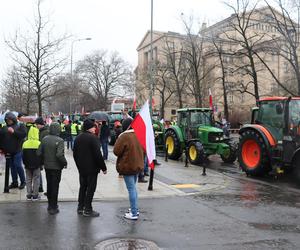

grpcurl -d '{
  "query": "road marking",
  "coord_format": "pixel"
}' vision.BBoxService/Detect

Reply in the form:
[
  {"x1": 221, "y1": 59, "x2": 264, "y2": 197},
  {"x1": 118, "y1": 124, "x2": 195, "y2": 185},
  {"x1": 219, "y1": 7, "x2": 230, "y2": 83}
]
[{"x1": 171, "y1": 184, "x2": 200, "y2": 189}]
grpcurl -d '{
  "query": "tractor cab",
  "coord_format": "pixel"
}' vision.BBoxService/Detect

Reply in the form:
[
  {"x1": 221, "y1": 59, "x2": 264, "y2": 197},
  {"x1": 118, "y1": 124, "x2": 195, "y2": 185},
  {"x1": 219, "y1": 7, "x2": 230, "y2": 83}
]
[{"x1": 177, "y1": 108, "x2": 217, "y2": 140}]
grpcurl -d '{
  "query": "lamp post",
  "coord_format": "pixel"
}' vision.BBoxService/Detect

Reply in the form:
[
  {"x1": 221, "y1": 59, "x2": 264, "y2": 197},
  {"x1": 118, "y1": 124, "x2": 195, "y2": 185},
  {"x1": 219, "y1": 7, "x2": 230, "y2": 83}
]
[
  {"x1": 69, "y1": 38, "x2": 91, "y2": 113},
  {"x1": 70, "y1": 37, "x2": 92, "y2": 77}
]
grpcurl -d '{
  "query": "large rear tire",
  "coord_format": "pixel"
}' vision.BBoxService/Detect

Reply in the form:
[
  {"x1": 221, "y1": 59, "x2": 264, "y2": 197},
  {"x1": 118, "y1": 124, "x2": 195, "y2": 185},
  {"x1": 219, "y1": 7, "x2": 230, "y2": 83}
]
[
  {"x1": 187, "y1": 141, "x2": 204, "y2": 165},
  {"x1": 165, "y1": 130, "x2": 182, "y2": 160},
  {"x1": 238, "y1": 130, "x2": 270, "y2": 176},
  {"x1": 221, "y1": 140, "x2": 237, "y2": 163}
]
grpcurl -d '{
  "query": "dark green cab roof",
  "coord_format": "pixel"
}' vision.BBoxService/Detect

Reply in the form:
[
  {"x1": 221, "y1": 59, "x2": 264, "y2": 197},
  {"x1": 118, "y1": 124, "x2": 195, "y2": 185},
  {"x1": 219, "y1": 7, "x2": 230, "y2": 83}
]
[{"x1": 177, "y1": 108, "x2": 212, "y2": 112}]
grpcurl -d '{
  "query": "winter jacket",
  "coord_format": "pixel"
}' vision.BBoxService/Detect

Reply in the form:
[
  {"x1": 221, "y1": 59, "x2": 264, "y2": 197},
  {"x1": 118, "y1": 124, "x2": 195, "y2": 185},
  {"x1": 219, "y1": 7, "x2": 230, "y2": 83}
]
[
  {"x1": 0, "y1": 112, "x2": 26, "y2": 154},
  {"x1": 113, "y1": 129, "x2": 144, "y2": 175},
  {"x1": 22, "y1": 126, "x2": 42, "y2": 169},
  {"x1": 73, "y1": 131, "x2": 107, "y2": 175},
  {"x1": 100, "y1": 123, "x2": 110, "y2": 142},
  {"x1": 37, "y1": 123, "x2": 67, "y2": 170}
]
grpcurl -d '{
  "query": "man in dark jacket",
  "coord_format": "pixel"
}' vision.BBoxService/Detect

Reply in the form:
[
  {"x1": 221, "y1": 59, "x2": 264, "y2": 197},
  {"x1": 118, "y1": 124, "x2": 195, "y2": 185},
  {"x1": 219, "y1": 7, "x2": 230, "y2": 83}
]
[
  {"x1": 35, "y1": 117, "x2": 49, "y2": 193},
  {"x1": 99, "y1": 120, "x2": 110, "y2": 160},
  {"x1": 73, "y1": 119, "x2": 107, "y2": 217},
  {"x1": 0, "y1": 112, "x2": 26, "y2": 189},
  {"x1": 37, "y1": 123, "x2": 67, "y2": 215}
]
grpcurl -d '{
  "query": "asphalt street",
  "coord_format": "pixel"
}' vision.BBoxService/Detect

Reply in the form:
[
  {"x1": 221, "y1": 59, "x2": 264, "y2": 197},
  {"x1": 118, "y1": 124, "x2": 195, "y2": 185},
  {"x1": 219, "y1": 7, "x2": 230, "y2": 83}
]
[{"x1": 0, "y1": 146, "x2": 299, "y2": 249}]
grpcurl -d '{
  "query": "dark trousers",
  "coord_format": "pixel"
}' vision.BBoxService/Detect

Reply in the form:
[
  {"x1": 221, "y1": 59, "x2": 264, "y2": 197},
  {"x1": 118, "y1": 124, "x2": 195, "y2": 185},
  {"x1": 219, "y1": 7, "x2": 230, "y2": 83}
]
[
  {"x1": 78, "y1": 173, "x2": 98, "y2": 211},
  {"x1": 100, "y1": 140, "x2": 108, "y2": 160},
  {"x1": 45, "y1": 169, "x2": 62, "y2": 209}
]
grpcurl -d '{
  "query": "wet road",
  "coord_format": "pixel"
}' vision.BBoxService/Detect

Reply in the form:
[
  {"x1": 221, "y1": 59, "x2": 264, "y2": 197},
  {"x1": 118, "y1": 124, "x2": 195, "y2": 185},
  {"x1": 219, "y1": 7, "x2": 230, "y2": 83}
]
[{"x1": 0, "y1": 154, "x2": 300, "y2": 249}]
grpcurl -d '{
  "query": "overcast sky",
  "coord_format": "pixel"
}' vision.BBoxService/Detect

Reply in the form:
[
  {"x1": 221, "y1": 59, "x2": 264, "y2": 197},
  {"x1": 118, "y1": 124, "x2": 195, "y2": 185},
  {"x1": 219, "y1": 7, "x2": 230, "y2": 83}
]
[{"x1": 0, "y1": 0, "x2": 235, "y2": 77}]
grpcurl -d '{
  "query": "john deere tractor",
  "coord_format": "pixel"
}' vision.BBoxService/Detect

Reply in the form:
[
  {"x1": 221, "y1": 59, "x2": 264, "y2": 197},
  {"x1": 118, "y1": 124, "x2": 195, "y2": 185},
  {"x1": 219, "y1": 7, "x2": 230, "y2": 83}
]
[
  {"x1": 165, "y1": 108, "x2": 237, "y2": 165},
  {"x1": 238, "y1": 97, "x2": 300, "y2": 179}
]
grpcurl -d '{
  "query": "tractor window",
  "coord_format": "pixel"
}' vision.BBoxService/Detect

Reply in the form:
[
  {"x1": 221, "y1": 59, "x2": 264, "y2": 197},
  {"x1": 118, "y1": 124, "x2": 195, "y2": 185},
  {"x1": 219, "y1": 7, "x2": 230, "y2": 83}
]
[
  {"x1": 190, "y1": 111, "x2": 211, "y2": 126},
  {"x1": 289, "y1": 100, "x2": 300, "y2": 136},
  {"x1": 258, "y1": 101, "x2": 285, "y2": 140},
  {"x1": 178, "y1": 112, "x2": 187, "y2": 126}
]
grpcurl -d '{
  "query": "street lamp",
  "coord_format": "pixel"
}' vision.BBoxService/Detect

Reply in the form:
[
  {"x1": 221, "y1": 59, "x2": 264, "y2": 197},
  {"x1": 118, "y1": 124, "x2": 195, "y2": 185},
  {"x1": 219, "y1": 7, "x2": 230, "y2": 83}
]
[{"x1": 70, "y1": 37, "x2": 92, "y2": 76}]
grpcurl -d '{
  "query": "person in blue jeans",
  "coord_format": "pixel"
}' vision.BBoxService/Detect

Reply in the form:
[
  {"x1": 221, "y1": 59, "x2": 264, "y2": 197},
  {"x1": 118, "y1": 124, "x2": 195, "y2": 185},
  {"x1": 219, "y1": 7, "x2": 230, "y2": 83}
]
[
  {"x1": 99, "y1": 121, "x2": 110, "y2": 160},
  {"x1": 113, "y1": 118, "x2": 144, "y2": 220},
  {"x1": 0, "y1": 112, "x2": 26, "y2": 189}
]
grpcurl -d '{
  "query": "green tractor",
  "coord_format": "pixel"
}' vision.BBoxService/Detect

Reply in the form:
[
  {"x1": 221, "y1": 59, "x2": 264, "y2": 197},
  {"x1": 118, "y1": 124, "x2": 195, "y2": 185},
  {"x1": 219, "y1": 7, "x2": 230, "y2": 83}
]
[
  {"x1": 165, "y1": 108, "x2": 237, "y2": 165},
  {"x1": 238, "y1": 97, "x2": 300, "y2": 178}
]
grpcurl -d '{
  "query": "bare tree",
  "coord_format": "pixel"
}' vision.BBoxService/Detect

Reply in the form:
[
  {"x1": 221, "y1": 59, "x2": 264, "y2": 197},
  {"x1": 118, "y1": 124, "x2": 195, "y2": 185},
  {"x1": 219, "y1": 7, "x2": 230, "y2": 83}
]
[
  {"x1": 76, "y1": 50, "x2": 133, "y2": 110},
  {"x1": 154, "y1": 62, "x2": 176, "y2": 119},
  {"x1": 5, "y1": 0, "x2": 69, "y2": 115},
  {"x1": 261, "y1": 0, "x2": 300, "y2": 95},
  {"x1": 223, "y1": 0, "x2": 265, "y2": 100},
  {"x1": 1, "y1": 66, "x2": 35, "y2": 114},
  {"x1": 181, "y1": 16, "x2": 215, "y2": 107}
]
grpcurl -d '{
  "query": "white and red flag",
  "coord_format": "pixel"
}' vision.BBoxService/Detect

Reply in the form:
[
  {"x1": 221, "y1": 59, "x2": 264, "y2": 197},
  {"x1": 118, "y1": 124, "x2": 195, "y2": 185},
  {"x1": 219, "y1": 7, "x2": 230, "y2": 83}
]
[
  {"x1": 131, "y1": 100, "x2": 156, "y2": 170},
  {"x1": 209, "y1": 88, "x2": 213, "y2": 110}
]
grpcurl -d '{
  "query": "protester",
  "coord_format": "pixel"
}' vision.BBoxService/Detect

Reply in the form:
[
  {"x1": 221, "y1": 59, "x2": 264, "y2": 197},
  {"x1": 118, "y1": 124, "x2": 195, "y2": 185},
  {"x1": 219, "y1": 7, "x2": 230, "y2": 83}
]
[
  {"x1": 22, "y1": 126, "x2": 42, "y2": 201},
  {"x1": 0, "y1": 112, "x2": 26, "y2": 189},
  {"x1": 73, "y1": 119, "x2": 107, "y2": 217},
  {"x1": 99, "y1": 120, "x2": 110, "y2": 160},
  {"x1": 114, "y1": 120, "x2": 123, "y2": 140},
  {"x1": 35, "y1": 117, "x2": 49, "y2": 193},
  {"x1": 37, "y1": 123, "x2": 67, "y2": 215},
  {"x1": 113, "y1": 117, "x2": 144, "y2": 220},
  {"x1": 65, "y1": 120, "x2": 72, "y2": 150}
]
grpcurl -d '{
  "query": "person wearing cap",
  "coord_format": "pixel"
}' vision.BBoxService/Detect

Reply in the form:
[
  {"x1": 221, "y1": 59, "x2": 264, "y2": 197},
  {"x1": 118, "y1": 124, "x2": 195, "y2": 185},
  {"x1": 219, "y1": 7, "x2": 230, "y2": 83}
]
[
  {"x1": 0, "y1": 112, "x2": 27, "y2": 189},
  {"x1": 113, "y1": 117, "x2": 144, "y2": 220},
  {"x1": 73, "y1": 119, "x2": 107, "y2": 217},
  {"x1": 35, "y1": 117, "x2": 49, "y2": 193}
]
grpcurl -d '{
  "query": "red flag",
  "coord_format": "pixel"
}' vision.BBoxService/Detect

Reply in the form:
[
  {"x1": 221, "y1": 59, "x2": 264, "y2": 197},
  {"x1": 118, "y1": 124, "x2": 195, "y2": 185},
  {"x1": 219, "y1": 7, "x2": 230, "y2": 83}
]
[
  {"x1": 209, "y1": 88, "x2": 213, "y2": 110},
  {"x1": 131, "y1": 100, "x2": 156, "y2": 170}
]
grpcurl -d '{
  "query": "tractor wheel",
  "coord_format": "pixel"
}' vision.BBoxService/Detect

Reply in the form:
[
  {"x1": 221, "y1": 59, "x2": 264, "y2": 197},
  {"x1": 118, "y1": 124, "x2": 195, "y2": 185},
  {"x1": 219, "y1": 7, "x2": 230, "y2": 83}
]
[
  {"x1": 165, "y1": 130, "x2": 182, "y2": 160},
  {"x1": 238, "y1": 130, "x2": 270, "y2": 176},
  {"x1": 187, "y1": 141, "x2": 204, "y2": 165},
  {"x1": 221, "y1": 140, "x2": 238, "y2": 163}
]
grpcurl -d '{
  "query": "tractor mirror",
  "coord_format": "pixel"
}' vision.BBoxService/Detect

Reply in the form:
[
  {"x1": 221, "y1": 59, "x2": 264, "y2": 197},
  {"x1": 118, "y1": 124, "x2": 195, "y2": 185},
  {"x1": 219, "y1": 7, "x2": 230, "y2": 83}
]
[{"x1": 275, "y1": 103, "x2": 283, "y2": 115}]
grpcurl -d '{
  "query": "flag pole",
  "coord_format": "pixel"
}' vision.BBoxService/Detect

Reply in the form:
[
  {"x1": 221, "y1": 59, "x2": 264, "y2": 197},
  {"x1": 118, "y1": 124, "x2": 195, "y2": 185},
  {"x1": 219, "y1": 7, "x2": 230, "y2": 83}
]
[{"x1": 148, "y1": 0, "x2": 154, "y2": 191}]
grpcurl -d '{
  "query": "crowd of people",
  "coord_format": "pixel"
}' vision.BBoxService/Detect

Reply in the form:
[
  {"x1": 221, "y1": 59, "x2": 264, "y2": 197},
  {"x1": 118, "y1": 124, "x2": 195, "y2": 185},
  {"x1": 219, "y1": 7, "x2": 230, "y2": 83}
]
[{"x1": 0, "y1": 110, "x2": 149, "y2": 220}]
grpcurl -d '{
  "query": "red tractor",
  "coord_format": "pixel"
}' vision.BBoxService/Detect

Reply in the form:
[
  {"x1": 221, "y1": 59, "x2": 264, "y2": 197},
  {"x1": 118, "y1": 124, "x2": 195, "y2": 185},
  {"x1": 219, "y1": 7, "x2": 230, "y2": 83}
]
[{"x1": 238, "y1": 97, "x2": 300, "y2": 179}]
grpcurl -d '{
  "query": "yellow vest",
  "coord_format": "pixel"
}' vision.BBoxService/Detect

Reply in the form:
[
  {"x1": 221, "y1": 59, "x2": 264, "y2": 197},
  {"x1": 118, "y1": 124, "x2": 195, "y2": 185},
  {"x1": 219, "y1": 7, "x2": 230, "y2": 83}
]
[{"x1": 71, "y1": 124, "x2": 77, "y2": 135}]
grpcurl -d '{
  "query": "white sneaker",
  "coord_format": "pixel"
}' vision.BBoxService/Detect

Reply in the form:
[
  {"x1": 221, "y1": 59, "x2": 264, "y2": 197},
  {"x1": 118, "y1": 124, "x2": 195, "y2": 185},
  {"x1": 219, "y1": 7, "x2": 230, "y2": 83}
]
[
  {"x1": 128, "y1": 208, "x2": 140, "y2": 215},
  {"x1": 124, "y1": 212, "x2": 138, "y2": 220}
]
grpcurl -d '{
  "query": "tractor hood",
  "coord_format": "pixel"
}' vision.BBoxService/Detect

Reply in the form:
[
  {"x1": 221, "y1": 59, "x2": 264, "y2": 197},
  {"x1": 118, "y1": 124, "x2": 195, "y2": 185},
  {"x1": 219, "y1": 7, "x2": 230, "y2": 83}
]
[{"x1": 198, "y1": 125, "x2": 223, "y2": 133}]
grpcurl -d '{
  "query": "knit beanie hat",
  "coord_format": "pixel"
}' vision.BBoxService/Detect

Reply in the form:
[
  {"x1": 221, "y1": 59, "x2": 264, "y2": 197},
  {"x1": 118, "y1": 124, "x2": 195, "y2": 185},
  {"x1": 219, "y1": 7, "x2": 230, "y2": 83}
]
[
  {"x1": 83, "y1": 119, "x2": 95, "y2": 131},
  {"x1": 122, "y1": 117, "x2": 133, "y2": 131},
  {"x1": 35, "y1": 117, "x2": 45, "y2": 125}
]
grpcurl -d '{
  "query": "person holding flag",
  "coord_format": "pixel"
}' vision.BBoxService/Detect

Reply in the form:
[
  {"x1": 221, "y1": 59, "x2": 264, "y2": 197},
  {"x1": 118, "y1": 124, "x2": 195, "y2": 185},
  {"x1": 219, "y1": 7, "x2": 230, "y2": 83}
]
[{"x1": 113, "y1": 117, "x2": 144, "y2": 220}]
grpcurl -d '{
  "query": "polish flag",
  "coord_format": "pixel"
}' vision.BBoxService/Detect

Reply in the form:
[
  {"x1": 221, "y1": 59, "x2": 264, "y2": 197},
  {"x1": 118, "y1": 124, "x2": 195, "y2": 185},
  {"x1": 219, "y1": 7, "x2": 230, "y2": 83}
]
[
  {"x1": 131, "y1": 100, "x2": 156, "y2": 170},
  {"x1": 209, "y1": 88, "x2": 213, "y2": 110}
]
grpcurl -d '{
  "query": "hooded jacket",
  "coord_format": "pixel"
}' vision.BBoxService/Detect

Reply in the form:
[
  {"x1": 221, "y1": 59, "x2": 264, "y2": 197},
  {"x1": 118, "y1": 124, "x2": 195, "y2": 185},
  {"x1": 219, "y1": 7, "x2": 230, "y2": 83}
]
[
  {"x1": 0, "y1": 112, "x2": 26, "y2": 154},
  {"x1": 22, "y1": 126, "x2": 42, "y2": 169},
  {"x1": 113, "y1": 129, "x2": 144, "y2": 175},
  {"x1": 37, "y1": 123, "x2": 67, "y2": 170}
]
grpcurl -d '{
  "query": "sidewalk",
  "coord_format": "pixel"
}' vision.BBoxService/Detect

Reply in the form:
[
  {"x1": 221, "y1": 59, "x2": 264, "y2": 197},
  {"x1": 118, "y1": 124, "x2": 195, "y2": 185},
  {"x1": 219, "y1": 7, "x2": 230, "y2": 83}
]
[{"x1": 0, "y1": 147, "x2": 231, "y2": 203}]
